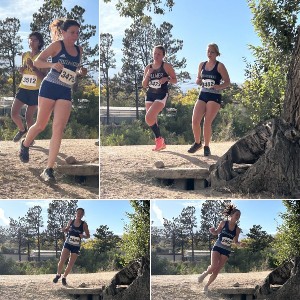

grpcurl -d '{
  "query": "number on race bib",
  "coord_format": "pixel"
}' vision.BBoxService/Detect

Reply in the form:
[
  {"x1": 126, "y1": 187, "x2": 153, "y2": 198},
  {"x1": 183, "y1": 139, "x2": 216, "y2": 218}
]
[
  {"x1": 221, "y1": 237, "x2": 233, "y2": 247},
  {"x1": 149, "y1": 79, "x2": 161, "y2": 89},
  {"x1": 58, "y1": 68, "x2": 77, "y2": 85},
  {"x1": 202, "y1": 79, "x2": 215, "y2": 89},
  {"x1": 22, "y1": 74, "x2": 37, "y2": 87},
  {"x1": 68, "y1": 236, "x2": 80, "y2": 246}
]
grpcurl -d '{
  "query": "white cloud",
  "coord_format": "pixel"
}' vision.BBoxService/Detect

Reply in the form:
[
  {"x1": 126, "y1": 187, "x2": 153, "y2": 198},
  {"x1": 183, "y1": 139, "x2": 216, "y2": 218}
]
[
  {"x1": 25, "y1": 200, "x2": 51, "y2": 209},
  {"x1": 152, "y1": 200, "x2": 164, "y2": 225},
  {"x1": 0, "y1": 208, "x2": 10, "y2": 226},
  {"x1": 0, "y1": 0, "x2": 41, "y2": 22},
  {"x1": 100, "y1": 0, "x2": 132, "y2": 36}
]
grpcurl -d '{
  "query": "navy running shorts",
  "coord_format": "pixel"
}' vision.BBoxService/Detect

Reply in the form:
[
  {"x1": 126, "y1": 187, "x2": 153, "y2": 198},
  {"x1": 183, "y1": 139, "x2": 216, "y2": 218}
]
[
  {"x1": 198, "y1": 91, "x2": 221, "y2": 104},
  {"x1": 145, "y1": 92, "x2": 168, "y2": 105},
  {"x1": 63, "y1": 242, "x2": 80, "y2": 254},
  {"x1": 212, "y1": 245, "x2": 231, "y2": 257},
  {"x1": 39, "y1": 80, "x2": 72, "y2": 101},
  {"x1": 15, "y1": 88, "x2": 39, "y2": 106}
]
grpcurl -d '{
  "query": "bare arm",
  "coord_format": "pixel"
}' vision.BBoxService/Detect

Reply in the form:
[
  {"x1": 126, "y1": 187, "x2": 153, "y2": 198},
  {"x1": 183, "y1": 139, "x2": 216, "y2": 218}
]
[
  {"x1": 161, "y1": 62, "x2": 177, "y2": 85},
  {"x1": 142, "y1": 64, "x2": 153, "y2": 89},
  {"x1": 62, "y1": 220, "x2": 72, "y2": 233},
  {"x1": 33, "y1": 41, "x2": 64, "y2": 72},
  {"x1": 80, "y1": 222, "x2": 90, "y2": 239},
  {"x1": 214, "y1": 62, "x2": 230, "y2": 90},
  {"x1": 209, "y1": 220, "x2": 225, "y2": 235},
  {"x1": 196, "y1": 62, "x2": 204, "y2": 85}
]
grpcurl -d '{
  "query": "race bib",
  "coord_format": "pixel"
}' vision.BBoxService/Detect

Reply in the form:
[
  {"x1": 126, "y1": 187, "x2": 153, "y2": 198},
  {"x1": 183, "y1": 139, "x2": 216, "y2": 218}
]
[
  {"x1": 68, "y1": 236, "x2": 80, "y2": 246},
  {"x1": 22, "y1": 74, "x2": 37, "y2": 87},
  {"x1": 149, "y1": 79, "x2": 161, "y2": 89},
  {"x1": 58, "y1": 68, "x2": 77, "y2": 85},
  {"x1": 202, "y1": 79, "x2": 215, "y2": 89},
  {"x1": 221, "y1": 237, "x2": 233, "y2": 247}
]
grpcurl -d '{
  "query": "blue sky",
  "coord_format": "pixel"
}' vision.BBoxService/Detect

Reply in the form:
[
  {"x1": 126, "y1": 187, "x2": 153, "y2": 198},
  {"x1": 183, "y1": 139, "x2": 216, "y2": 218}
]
[
  {"x1": 100, "y1": 0, "x2": 261, "y2": 84},
  {"x1": 0, "y1": 0, "x2": 99, "y2": 65},
  {"x1": 0, "y1": 200, "x2": 133, "y2": 236},
  {"x1": 151, "y1": 200, "x2": 286, "y2": 236}
]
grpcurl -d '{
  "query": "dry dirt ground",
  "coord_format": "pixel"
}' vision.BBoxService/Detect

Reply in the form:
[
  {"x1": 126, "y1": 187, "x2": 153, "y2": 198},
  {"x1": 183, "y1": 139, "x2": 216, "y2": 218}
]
[
  {"x1": 0, "y1": 272, "x2": 116, "y2": 300},
  {"x1": 100, "y1": 143, "x2": 278, "y2": 199},
  {"x1": 151, "y1": 272, "x2": 270, "y2": 300},
  {"x1": 0, "y1": 139, "x2": 99, "y2": 199}
]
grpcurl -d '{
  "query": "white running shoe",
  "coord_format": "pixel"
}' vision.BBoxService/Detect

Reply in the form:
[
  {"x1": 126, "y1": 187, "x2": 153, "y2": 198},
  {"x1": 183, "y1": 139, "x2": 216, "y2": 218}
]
[{"x1": 198, "y1": 272, "x2": 207, "y2": 284}]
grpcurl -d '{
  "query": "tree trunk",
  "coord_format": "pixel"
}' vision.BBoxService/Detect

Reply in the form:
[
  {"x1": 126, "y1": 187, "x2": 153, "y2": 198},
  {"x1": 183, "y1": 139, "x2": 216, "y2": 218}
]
[
  {"x1": 254, "y1": 257, "x2": 300, "y2": 300},
  {"x1": 208, "y1": 26, "x2": 300, "y2": 198}
]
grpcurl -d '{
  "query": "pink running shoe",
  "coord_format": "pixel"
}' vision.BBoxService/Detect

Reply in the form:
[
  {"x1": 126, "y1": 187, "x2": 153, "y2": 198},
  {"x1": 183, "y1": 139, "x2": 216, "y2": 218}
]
[{"x1": 152, "y1": 137, "x2": 166, "y2": 151}]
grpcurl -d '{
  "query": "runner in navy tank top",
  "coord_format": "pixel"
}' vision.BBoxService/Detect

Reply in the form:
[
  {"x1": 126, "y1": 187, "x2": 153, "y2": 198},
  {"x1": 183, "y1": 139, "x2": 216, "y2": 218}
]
[
  {"x1": 142, "y1": 45, "x2": 177, "y2": 151},
  {"x1": 53, "y1": 208, "x2": 90, "y2": 286},
  {"x1": 19, "y1": 19, "x2": 87, "y2": 182},
  {"x1": 188, "y1": 43, "x2": 230, "y2": 156},
  {"x1": 198, "y1": 204, "x2": 244, "y2": 293}
]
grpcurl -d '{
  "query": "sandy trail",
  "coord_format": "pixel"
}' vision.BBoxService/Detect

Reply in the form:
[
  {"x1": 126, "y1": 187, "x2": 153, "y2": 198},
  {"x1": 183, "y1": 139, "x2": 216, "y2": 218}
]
[{"x1": 0, "y1": 272, "x2": 116, "y2": 300}]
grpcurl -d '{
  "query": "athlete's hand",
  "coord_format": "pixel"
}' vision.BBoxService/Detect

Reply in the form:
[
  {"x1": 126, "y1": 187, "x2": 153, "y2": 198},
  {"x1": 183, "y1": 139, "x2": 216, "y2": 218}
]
[
  {"x1": 78, "y1": 67, "x2": 87, "y2": 76},
  {"x1": 52, "y1": 62, "x2": 64, "y2": 72},
  {"x1": 209, "y1": 227, "x2": 216, "y2": 234},
  {"x1": 159, "y1": 77, "x2": 169, "y2": 85},
  {"x1": 196, "y1": 77, "x2": 202, "y2": 85},
  {"x1": 27, "y1": 58, "x2": 34, "y2": 70}
]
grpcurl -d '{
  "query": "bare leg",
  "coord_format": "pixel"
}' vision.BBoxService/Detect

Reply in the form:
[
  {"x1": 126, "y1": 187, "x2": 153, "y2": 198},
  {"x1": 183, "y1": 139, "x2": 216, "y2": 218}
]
[
  {"x1": 145, "y1": 101, "x2": 164, "y2": 127},
  {"x1": 63, "y1": 253, "x2": 78, "y2": 277},
  {"x1": 203, "y1": 101, "x2": 220, "y2": 146},
  {"x1": 204, "y1": 254, "x2": 228, "y2": 290},
  {"x1": 23, "y1": 97, "x2": 54, "y2": 147},
  {"x1": 191, "y1": 100, "x2": 206, "y2": 143},
  {"x1": 47, "y1": 100, "x2": 72, "y2": 168},
  {"x1": 25, "y1": 105, "x2": 37, "y2": 129},
  {"x1": 57, "y1": 248, "x2": 71, "y2": 275},
  {"x1": 11, "y1": 99, "x2": 26, "y2": 131}
]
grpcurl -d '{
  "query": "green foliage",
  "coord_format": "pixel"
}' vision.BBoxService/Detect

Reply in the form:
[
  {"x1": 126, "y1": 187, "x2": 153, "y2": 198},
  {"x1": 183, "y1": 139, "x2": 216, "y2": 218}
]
[
  {"x1": 103, "y1": 0, "x2": 175, "y2": 18},
  {"x1": 100, "y1": 120, "x2": 153, "y2": 146},
  {"x1": 119, "y1": 200, "x2": 150, "y2": 265},
  {"x1": 271, "y1": 200, "x2": 300, "y2": 265},
  {"x1": 246, "y1": 224, "x2": 274, "y2": 252},
  {"x1": 0, "y1": 254, "x2": 21, "y2": 275}
]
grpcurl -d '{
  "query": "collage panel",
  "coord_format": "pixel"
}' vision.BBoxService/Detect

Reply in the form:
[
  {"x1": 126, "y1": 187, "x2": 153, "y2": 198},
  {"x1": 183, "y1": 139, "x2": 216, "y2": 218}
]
[
  {"x1": 0, "y1": 199, "x2": 150, "y2": 300},
  {"x1": 151, "y1": 199, "x2": 300, "y2": 300},
  {"x1": 0, "y1": 0, "x2": 99, "y2": 199}
]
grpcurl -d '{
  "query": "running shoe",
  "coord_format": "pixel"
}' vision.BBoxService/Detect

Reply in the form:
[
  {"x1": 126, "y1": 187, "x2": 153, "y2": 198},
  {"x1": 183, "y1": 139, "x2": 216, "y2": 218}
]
[
  {"x1": 40, "y1": 168, "x2": 56, "y2": 182},
  {"x1": 13, "y1": 127, "x2": 27, "y2": 142},
  {"x1": 198, "y1": 272, "x2": 207, "y2": 284},
  {"x1": 62, "y1": 277, "x2": 67, "y2": 286},
  {"x1": 204, "y1": 146, "x2": 211, "y2": 156},
  {"x1": 152, "y1": 137, "x2": 166, "y2": 151},
  {"x1": 203, "y1": 285, "x2": 208, "y2": 294},
  {"x1": 188, "y1": 142, "x2": 202, "y2": 153},
  {"x1": 53, "y1": 274, "x2": 61, "y2": 283},
  {"x1": 19, "y1": 139, "x2": 29, "y2": 163}
]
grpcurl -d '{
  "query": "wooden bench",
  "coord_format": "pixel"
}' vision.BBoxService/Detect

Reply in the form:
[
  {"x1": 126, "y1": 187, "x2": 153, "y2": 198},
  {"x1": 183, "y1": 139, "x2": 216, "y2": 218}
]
[
  {"x1": 66, "y1": 287, "x2": 102, "y2": 300},
  {"x1": 146, "y1": 167, "x2": 209, "y2": 190}
]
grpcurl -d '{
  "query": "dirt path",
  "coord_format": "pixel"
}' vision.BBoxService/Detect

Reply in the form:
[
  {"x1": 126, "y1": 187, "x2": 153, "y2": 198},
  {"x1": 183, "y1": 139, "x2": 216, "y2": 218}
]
[
  {"x1": 151, "y1": 272, "x2": 270, "y2": 300},
  {"x1": 0, "y1": 139, "x2": 99, "y2": 199},
  {"x1": 0, "y1": 272, "x2": 116, "y2": 300},
  {"x1": 100, "y1": 143, "x2": 276, "y2": 199}
]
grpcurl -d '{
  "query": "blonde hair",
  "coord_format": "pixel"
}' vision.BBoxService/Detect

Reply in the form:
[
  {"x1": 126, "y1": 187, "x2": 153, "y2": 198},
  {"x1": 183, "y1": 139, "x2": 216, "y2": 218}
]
[
  {"x1": 49, "y1": 19, "x2": 80, "y2": 42},
  {"x1": 208, "y1": 43, "x2": 220, "y2": 56}
]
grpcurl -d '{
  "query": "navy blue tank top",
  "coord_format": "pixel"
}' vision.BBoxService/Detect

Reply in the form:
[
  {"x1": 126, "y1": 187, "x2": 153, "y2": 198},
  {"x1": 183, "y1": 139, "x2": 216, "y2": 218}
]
[
  {"x1": 147, "y1": 62, "x2": 169, "y2": 94},
  {"x1": 200, "y1": 61, "x2": 222, "y2": 94},
  {"x1": 65, "y1": 219, "x2": 84, "y2": 247},
  {"x1": 44, "y1": 40, "x2": 80, "y2": 88},
  {"x1": 214, "y1": 221, "x2": 237, "y2": 252}
]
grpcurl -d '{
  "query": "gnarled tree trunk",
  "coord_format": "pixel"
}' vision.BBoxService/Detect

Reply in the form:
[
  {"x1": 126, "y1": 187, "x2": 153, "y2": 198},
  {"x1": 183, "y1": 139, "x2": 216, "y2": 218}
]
[
  {"x1": 254, "y1": 257, "x2": 300, "y2": 300},
  {"x1": 208, "y1": 26, "x2": 300, "y2": 197}
]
